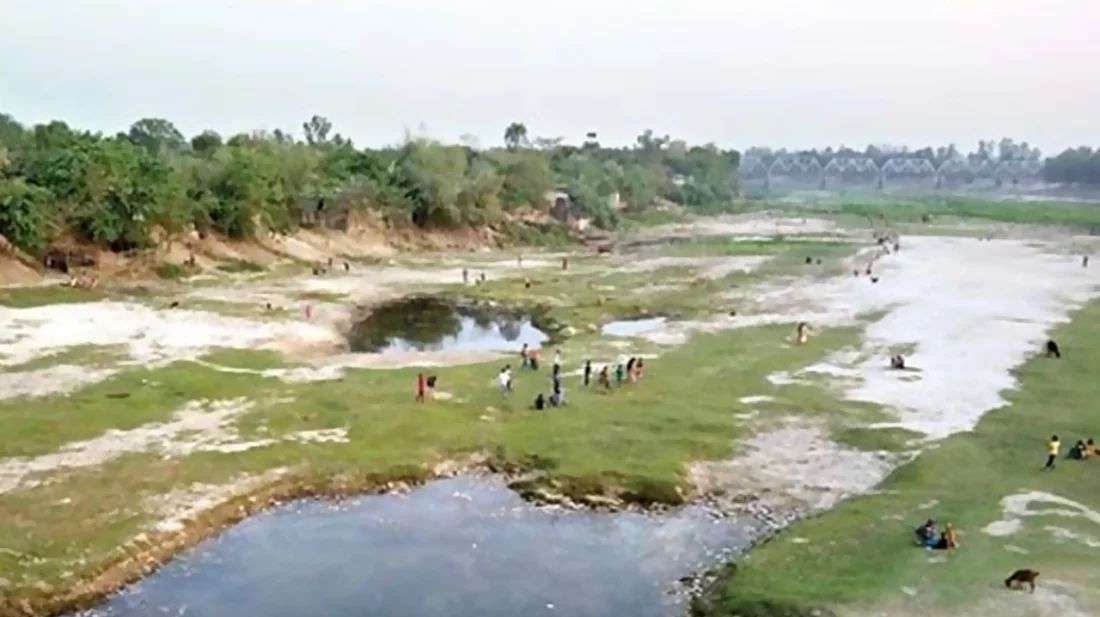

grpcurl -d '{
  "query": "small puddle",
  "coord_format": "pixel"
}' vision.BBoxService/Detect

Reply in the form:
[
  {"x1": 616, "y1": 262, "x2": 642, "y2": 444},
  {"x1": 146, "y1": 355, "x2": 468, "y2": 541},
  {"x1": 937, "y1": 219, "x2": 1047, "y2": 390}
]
[
  {"x1": 81, "y1": 477, "x2": 756, "y2": 617},
  {"x1": 348, "y1": 296, "x2": 548, "y2": 353},
  {"x1": 601, "y1": 317, "x2": 668, "y2": 337}
]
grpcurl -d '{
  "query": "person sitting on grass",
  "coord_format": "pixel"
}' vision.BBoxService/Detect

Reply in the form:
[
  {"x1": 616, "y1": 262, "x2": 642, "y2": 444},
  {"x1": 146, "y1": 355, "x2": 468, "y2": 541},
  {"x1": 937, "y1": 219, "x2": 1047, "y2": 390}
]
[
  {"x1": 935, "y1": 521, "x2": 959, "y2": 550},
  {"x1": 1069, "y1": 440, "x2": 1087, "y2": 460},
  {"x1": 914, "y1": 519, "x2": 936, "y2": 546},
  {"x1": 532, "y1": 393, "x2": 546, "y2": 410},
  {"x1": 1087, "y1": 438, "x2": 1097, "y2": 459}
]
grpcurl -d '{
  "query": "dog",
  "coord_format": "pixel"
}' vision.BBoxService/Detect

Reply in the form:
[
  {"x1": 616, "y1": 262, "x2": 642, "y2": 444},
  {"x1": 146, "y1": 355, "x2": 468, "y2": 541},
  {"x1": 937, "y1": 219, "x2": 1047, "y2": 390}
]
[
  {"x1": 1004, "y1": 569, "x2": 1039, "y2": 593},
  {"x1": 1045, "y1": 339, "x2": 1061, "y2": 359}
]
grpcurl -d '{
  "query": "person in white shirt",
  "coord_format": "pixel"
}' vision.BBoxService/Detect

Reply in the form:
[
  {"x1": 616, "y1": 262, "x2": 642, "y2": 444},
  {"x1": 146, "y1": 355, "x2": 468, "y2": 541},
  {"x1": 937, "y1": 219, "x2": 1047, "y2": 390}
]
[{"x1": 498, "y1": 365, "x2": 512, "y2": 394}]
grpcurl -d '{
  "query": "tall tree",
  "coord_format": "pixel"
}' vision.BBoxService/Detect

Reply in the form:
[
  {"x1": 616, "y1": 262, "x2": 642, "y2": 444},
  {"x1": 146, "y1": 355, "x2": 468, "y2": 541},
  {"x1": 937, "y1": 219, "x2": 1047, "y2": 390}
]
[{"x1": 503, "y1": 122, "x2": 528, "y2": 151}]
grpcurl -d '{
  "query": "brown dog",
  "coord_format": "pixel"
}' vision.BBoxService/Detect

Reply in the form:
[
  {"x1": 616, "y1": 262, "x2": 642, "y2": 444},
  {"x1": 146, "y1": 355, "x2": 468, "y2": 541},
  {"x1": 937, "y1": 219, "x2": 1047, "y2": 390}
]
[{"x1": 1004, "y1": 569, "x2": 1039, "y2": 593}]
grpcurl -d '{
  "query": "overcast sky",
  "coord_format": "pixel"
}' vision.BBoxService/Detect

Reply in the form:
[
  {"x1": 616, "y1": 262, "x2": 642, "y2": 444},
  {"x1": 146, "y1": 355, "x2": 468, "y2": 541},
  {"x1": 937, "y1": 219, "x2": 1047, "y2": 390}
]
[{"x1": 2, "y1": 0, "x2": 1098, "y2": 153}]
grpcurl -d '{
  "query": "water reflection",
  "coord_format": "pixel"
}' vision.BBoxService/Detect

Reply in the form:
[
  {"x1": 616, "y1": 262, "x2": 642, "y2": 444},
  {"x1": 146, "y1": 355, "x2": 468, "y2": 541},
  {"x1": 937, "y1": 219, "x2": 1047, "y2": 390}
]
[{"x1": 348, "y1": 297, "x2": 548, "y2": 353}]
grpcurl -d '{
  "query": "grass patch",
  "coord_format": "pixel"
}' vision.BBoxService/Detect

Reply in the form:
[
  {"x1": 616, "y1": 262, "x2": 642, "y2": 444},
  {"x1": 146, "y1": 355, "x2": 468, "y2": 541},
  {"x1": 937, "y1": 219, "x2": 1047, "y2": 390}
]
[
  {"x1": 658, "y1": 237, "x2": 856, "y2": 259},
  {"x1": 833, "y1": 426, "x2": 923, "y2": 453},
  {"x1": 200, "y1": 349, "x2": 300, "y2": 370},
  {"x1": 216, "y1": 259, "x2": 266, "y2": 274},
  {"x1": 292, "y1": 290, "x2": 348, "y2": 303},
  {"x1": 0, "y1": 285, "x2": 105, "y2": 308},
  {"x1": 1, "y1": 344, "x2": 127, "y2": 372},
  {"x1": 0, "y1": 317, "x2": 864, "y2": 592},
  {"x1": 154, "y1": 263, "x2": 188, "y2": 280},
  {"x1": 767, "y1": 195, "x2": 1100, "y2": 232},
  {"x1": 696, "y1": 298, "x2": 1100, "y2": 616}
]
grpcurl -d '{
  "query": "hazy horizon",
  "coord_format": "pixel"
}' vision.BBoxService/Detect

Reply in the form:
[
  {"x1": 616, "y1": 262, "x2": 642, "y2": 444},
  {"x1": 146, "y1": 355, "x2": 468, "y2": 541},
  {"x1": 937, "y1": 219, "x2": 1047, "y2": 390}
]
[{"x1": 2, "y1": 0, "x2": 1098, "y2": 154}]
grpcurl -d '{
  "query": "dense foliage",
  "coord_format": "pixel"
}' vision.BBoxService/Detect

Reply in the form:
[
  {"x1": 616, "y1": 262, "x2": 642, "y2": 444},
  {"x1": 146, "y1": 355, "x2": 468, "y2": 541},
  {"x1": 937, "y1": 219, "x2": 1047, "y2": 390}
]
[{"x1": 0, "y1": 113, "x2": 741, "y2": 255}]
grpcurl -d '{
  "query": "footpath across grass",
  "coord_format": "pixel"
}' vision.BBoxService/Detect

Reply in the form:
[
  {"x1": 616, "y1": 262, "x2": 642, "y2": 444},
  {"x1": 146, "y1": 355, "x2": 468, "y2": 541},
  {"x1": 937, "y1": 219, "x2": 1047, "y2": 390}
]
[{"x1": 697, "y1": 299, "x2": 1100, "y2": 616}]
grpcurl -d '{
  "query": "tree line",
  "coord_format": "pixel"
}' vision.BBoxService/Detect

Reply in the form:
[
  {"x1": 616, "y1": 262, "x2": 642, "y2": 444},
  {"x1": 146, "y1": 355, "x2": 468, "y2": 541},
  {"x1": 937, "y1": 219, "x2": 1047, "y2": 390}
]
[
  {"x1": 746, "y1": 139, "x2": 1100, "y2": 183},
  {"x1": 2, "y1": 111, "x2": 1099, "y2": 259},
  {"x1": 0, "y1": 113, "x2": 741, "y2": 256}
]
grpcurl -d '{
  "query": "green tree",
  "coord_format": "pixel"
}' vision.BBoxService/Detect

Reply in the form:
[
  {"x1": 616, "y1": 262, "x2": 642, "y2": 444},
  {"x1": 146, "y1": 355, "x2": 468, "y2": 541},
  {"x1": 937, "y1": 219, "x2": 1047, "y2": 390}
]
[
  {"x1": 127, "y1": 118, "x2": 186, "y2": 154},
  {"x1": 503, "y1": 122, "x2": 528, "y2": 151}
]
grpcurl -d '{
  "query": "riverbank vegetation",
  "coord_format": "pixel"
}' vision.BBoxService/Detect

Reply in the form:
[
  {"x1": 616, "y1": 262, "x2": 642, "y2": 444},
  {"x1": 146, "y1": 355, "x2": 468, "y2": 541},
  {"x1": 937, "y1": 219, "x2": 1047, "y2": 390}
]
[{"x1": 0, "y1": 113, "x2": 742, "y2": 258}]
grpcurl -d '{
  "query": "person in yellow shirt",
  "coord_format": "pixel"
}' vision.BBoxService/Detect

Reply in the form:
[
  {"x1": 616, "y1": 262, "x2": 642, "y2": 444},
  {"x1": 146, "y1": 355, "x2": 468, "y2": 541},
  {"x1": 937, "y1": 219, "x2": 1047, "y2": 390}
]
[
  {"x1": 1086, "y1": 438, "x2": 1097, "y2": 459},
  {"x1": 1044, "y1": 435, "x2": 1060, "y2": 470}
]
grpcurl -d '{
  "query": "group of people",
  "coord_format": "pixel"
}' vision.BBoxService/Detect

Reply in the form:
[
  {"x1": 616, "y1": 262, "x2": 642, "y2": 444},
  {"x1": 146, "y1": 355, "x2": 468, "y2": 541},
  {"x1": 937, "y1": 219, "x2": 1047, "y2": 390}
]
[
  {"x1": 462, "y1": 269, "x2": 488, "y2": 285},
  {"x1": 523, "y1": 348, "x2": 567, "y2": 409},
  {"x1": 1046, "y1": 434, "x2": 1098, "y2": 467},
  {"x1": 513, "y1": 344, "x2": 648, "y2": 409},
  {"x1": 913, "y1": 519, "x2": 959, "y2": 551}
]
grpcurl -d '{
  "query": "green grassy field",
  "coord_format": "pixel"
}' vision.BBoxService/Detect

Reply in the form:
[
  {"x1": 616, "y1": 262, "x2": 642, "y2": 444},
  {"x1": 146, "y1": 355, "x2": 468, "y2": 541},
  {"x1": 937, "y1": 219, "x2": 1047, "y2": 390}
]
[
  {"x1": 0, "y1": 323, "x2": 871, "y2": 591},
  {"x1": 696, "y1": 300, "x2": 1100, "y2": 617},
  {"x1": 757, "y1": 194, "x2": 1100, "y2": 232}
]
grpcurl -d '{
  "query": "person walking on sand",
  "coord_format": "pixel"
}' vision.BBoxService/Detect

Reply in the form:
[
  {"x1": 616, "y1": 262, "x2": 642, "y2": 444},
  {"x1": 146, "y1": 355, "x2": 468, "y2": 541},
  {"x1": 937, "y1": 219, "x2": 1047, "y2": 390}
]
[
  {"x1": 416, "y1": 373, "x2": 427, "y2": 403},
  {"x1": 583, "y1": 360, "x2": 592, "y2": 386},
  {"x1": 1044, "y1": 434, "x2": 1060, "y2": 470}
]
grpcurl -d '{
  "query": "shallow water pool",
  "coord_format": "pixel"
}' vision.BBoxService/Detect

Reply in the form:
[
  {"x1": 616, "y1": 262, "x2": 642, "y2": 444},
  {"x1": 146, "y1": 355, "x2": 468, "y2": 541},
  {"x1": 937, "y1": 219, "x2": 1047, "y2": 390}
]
[{"x1": 80, "y1": 477, "x2": 756, "y2": 617}]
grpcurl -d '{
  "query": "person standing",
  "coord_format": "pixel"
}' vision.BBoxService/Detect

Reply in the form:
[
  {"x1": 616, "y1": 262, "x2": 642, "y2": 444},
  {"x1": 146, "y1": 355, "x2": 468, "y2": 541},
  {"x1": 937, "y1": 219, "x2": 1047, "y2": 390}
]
[
  {"x1": 521, "y1": 343, "x2": 530, "y2": 369},
  {"x1": 463, "y1": 268, "x2": 469, "y2": 284},
  {"x1": 583, "y1": 360, "x2": 592, "y2": 386},
  {"x1": 416, "y1": 373, "x2": 426, "y2": 403},
  {"x1": 1044, "y1": 434, "x2": 1060, "y2": 470},
  {"x1": 553, "y1": 350, "x2": 562, "y2": 374},
  {"x1": 499, "y1": 365, "x2": 513, "y2": 395}
]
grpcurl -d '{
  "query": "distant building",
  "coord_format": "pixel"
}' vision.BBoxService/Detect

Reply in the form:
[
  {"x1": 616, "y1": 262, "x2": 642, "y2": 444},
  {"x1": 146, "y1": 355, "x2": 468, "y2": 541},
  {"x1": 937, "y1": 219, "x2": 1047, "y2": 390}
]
[{"x1": 543, "y1": 187, "x2": 572, "y2": 222}]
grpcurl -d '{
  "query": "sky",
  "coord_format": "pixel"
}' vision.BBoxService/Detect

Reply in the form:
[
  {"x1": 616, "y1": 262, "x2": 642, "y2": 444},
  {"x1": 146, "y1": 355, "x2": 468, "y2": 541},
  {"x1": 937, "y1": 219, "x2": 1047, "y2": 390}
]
[{"x1": 2, "y1": 0, "x2": 1098, "y2": 154}]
